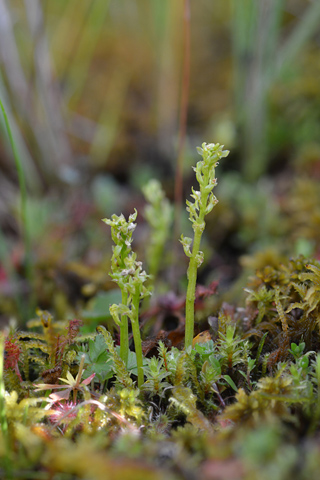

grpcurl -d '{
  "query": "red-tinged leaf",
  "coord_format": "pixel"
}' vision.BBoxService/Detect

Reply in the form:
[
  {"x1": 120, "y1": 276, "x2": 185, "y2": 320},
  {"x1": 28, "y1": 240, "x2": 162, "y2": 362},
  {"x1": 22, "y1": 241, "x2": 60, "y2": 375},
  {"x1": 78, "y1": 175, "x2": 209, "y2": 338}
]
[
  {"x1": 196, "y1": 281, "x2": 218, "y2": 300},
  {"x1": 81, "y1": 373, "x2": 96, "y2": 385}
]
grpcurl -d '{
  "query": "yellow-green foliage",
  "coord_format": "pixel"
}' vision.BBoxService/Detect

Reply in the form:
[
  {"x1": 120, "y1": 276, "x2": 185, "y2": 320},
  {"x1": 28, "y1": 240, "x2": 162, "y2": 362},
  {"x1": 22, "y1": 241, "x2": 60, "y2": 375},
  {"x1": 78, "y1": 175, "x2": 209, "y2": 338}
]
[
  {"x1": 170, "y1": 386, "x2": 212, "y2": 432},
  {"x1": 244, "y1": 255, "x2": 320, "y2": 367},
  {"x1": 3, "y1": 238, "x2": 320, "y2": 480},
  {"x1": 96, "y1": 325, "x2": 133, "y2": 388},
  {"x1": 5, "y1": 391, "x2": 51, "y2": 426}
]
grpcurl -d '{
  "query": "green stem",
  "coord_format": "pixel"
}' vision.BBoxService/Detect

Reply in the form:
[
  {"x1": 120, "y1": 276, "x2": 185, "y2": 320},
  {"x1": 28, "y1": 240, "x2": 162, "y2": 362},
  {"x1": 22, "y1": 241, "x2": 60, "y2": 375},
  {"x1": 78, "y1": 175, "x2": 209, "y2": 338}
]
[
  {"x1": 184, "y1": 182, "x2": 210, "y2": 350},
  {"x1": 0, "y1": 335, "x2": 12, "y2": 477},
  {"x1": 130, "y1": 291, "x2": 144, "y2": 389},
  {"x1": 184, "y1": 231, "x2": 203, "y2": 349},
  {"x1": 75, "y1": 354, "x2": 85, "y2": 384},
  {"x1": 119, "y1": 289, "x2": 129, "y2": 367}
]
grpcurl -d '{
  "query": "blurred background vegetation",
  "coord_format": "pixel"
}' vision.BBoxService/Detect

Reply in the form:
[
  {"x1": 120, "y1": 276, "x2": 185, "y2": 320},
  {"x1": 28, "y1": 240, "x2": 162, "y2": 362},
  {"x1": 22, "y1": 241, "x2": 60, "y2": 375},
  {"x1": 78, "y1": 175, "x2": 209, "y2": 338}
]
[{"x1": 1, "y1": 0, "x2": 320, "y2": 325}]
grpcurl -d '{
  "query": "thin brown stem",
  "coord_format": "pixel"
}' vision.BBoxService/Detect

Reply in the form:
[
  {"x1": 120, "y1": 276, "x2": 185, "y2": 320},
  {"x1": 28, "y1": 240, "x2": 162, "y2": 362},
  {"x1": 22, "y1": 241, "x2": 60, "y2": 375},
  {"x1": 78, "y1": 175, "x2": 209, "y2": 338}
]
[
  {"x1": 171, "y1": 0, "x2": 190, "y2": 289},
  {"x1": 174, "y1": 0, "x2": 190, "y2": 232}
]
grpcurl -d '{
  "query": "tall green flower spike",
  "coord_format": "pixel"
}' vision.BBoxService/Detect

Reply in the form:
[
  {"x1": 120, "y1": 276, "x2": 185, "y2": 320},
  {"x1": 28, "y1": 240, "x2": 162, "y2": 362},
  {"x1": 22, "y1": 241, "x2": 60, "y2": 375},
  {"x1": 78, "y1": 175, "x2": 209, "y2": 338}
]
[{"x1": 181, "y1": 143, "x2": 229, "y2": 350}]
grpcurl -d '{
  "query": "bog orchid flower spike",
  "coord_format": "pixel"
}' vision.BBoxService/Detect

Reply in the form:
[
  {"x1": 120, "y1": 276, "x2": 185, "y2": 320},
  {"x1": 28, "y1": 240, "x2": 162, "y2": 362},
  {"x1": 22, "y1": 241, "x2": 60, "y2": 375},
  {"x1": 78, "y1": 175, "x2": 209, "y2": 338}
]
[
  {"x1": 181, "y1": 143, "x2": 229, "y2": 350},
  {"x1": 102, "y1": 210, "x2": 138, "y2": 366},
  {"x1": 103, "y1": 211, "x2": 152, "y2": 388}
]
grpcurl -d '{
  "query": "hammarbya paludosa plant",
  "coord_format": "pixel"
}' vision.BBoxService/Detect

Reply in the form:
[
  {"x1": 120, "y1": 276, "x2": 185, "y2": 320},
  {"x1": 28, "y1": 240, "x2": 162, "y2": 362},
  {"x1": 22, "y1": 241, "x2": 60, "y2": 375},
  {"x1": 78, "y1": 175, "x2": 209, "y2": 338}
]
[
  {"x1": 103, "y1": 211, "x2": 152, "y2": 388},
  {"x1": 102, "y1": 211, "x2": 137, "y2": 366},
  {"x1": 181, "y1": 142, "x2": 229, "y2": 350},
  {"x1": 142, "y1": 179, "x2": 173, "y2": 279}
]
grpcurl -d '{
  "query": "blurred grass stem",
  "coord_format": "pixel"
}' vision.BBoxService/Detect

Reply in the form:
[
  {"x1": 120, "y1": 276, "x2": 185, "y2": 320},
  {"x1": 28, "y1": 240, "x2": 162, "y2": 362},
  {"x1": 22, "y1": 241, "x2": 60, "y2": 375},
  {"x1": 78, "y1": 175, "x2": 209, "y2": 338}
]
[
  {"x1": 25, "y1": 0, "x2": 73, "y2": 179},
  {"x1": 0, "y1": 98, "x2": 32, "y2": 314},
  {"x1": 232, "y1": 0, "x2": 320, "y2": 182},
  {"x1": 172, "y1": 0, "x2": 190, "y2": 289}
]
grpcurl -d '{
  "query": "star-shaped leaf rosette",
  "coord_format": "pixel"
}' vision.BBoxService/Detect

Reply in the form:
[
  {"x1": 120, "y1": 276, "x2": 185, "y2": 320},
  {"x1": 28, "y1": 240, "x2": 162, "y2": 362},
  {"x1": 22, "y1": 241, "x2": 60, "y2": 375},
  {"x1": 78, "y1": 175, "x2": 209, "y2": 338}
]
[{"x1": 34, "y1": 354, "x2": 95, "y2": 403}]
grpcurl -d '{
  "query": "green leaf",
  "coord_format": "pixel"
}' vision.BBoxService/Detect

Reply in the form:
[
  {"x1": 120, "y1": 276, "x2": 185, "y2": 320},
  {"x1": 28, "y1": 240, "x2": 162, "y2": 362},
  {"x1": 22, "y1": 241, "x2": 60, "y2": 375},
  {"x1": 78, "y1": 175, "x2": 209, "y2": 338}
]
[
  {"x1": 79, "y1": 334, "x2": 113, "y2": 383},
  {"x1": 223, "y1": 374, "x2": 238, "y2": 392},
  {"x1": 117, "y1": 348, "x2": 148, "y2": 377},
  {"x1": 83, "y1": 362, "x2": 113, "y2": 383},
  {"x1": 193, "y1": 340, "x2": 215, "y2": 361},
  {"x1": 89, "y1": 334, "x2": 109, "y2": 363},
  {"x1": 82, "y1": 290, "x2": 122, "y2": 322},
  {"x1": 208, "y1": 356, "x2": 222, "y2": 375}
]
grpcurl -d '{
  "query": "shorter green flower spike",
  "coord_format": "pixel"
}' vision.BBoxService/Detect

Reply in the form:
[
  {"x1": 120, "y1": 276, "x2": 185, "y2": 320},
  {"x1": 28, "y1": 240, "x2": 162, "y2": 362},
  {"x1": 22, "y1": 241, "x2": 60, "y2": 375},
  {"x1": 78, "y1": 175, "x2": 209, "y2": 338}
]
[
  {"x1": 102, "y1": 211, "x2": 138, "y2": 366},
  {"x1": 182, "y1": 143, "x2": 229, "y2": 350},
  {"x1": 104, "y1": 211, "x2": 152, "y2": 388}
]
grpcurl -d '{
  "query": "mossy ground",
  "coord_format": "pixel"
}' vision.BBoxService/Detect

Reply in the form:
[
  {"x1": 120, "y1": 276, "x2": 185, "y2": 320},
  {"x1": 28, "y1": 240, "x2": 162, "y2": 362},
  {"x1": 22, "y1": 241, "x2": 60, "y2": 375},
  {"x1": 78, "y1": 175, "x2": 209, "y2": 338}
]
[{"x1": 2, "y1": 249, "x2": 320, "y2": 480}]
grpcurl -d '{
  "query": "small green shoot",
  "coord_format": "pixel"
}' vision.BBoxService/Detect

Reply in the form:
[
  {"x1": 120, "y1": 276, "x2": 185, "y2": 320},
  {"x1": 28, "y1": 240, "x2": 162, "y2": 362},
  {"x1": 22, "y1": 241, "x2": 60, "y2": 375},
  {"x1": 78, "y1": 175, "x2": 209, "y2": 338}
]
[{"x1": 289, "y1": 342, "x2": 306, "y2": 361}]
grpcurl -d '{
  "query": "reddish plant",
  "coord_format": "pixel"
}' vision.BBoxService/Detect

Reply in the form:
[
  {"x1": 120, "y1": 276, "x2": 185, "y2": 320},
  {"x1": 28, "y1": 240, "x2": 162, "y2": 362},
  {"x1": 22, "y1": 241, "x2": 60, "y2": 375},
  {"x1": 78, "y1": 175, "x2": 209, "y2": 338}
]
[
  {"x1": 55, "y1": 318, "x2": 84, "y2": 364},
  {"x1": 66, "y1": 319, "x2": 83, "y2": 343},
  {"x1": 48, "y1": 401, "x2": 79, "y2": 433},
  {"x1": 4, "y1": 336, "x2": 23, "y2": 382}
]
